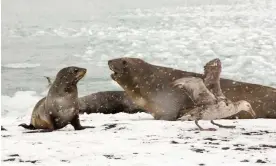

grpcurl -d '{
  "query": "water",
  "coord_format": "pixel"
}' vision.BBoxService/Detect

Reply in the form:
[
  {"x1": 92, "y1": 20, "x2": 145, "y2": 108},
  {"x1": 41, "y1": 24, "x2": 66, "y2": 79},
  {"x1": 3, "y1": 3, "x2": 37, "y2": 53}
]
[{"x1": 2, "y1": 0, "x2": 276, "y2": 117}]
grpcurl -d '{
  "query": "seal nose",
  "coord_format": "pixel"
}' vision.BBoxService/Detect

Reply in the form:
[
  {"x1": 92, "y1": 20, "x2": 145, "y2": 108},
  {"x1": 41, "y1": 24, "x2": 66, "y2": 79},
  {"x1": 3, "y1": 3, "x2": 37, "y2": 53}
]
[
  {"x1": 108, "y1": 59, "x2": 116, "y2": 71},
  {"x1": 76, "y1": 68, "x2": 87, "y2": 79},
  {"x1": 108, "y1": 59, "x2": 113, "y2": 66}
]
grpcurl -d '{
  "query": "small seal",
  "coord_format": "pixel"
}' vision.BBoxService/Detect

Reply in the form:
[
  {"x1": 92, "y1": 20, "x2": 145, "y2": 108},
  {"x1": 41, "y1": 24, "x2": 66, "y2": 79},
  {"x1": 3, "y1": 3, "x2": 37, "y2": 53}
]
[
  {"x1": 173, "y1": 58, "x2": 256, "y2": 131},
  {"x1": 44, "y1": 77, "x2": 146, "y2": 114},
  {"x1": 19, "y1": 66, "x2": 94, "y2": 132},
  {"x1": 108, "y1": 57, "x2": 276, "y2": 120}
]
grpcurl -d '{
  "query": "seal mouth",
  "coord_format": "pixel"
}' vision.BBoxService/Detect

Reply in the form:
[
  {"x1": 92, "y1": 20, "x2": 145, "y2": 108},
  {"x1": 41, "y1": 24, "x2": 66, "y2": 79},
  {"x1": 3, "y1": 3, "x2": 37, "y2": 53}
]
[{"x1": 108, "y1": 63, "x2": 121, "y2": 80}]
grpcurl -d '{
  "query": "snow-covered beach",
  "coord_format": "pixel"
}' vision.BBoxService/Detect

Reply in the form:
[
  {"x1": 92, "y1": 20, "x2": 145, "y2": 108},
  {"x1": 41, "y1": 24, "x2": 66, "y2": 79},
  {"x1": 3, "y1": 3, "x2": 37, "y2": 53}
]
[{"x1": 2, "y1": 113, "x2": 276, "y2": 165}]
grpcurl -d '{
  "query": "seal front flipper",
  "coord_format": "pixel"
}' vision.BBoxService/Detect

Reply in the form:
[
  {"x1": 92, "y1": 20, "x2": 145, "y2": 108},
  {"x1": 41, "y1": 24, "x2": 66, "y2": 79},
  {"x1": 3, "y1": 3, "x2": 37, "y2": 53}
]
[
  {"x1": 70, "y1": 115, "x2": 94, "y2": 130},
  {"x1": 18, "y1": 123, "x2": 36, "y2": 130}
]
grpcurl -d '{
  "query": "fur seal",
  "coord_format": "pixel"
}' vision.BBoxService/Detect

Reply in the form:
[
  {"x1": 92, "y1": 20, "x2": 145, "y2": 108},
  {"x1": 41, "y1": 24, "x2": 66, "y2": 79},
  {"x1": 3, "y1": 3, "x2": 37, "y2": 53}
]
[
  {"x1": 173, "y1": 59, "x2": 256, "y2": 131},
  {"x1": 108, "y1": 57, "x2": 276, "y2": 120},
  {"x1": 19, "y1": 66, "x2": 94, "y2": 132},
  {"x1": 44, "y1": 76, "x2": 146, "y2": 114}
]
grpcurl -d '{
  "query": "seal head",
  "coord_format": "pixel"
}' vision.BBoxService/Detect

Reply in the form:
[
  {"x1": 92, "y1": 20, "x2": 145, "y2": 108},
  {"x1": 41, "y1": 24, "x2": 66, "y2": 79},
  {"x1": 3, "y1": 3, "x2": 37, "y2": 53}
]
[{"x1": 108, "y1": 58, "x2": 150, "y2": 90}]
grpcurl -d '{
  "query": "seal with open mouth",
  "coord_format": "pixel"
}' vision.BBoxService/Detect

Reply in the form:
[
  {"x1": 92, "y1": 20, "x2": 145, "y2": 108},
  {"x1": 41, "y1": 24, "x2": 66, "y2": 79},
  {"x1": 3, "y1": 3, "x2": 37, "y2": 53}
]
[{"x1": 108, "y1": 57, "x2": 276, "y2": 120}]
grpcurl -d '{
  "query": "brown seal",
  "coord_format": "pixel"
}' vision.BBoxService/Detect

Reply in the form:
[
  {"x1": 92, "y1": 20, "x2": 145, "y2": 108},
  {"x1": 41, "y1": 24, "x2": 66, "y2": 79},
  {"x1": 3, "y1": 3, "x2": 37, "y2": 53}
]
[
  {"x1": 44, "y1": 76, "x2": 146, "y2": 114},
  {"x1": 108, "y1": 57, "x2": 276, "y2": 120},
  {"x1": 19, "y1": 66, "x2": 94, "y2": 132}
]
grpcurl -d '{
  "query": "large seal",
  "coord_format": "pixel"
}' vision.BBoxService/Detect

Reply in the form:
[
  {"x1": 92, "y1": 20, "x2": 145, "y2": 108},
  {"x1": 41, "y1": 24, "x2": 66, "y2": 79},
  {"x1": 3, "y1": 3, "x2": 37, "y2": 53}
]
[
  {"x1": 173, "y1": 58, "x2": 256, "y2": 131},
  {"x1": 108, "y1": 57, "x2": 276, "y2": 120},
  {"x1": 44, "y1": 77, "x2": 146, "y2": 114},
  {"x1": 19, "y1": 66, "x2": 94, "y2": 132}
]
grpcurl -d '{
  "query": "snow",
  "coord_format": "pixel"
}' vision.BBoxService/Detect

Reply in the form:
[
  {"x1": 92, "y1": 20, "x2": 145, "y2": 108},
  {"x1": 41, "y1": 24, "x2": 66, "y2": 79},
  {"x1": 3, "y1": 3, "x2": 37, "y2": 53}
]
[{"x1": 2, "y1": 113, "x2": 276, "y2": 166}]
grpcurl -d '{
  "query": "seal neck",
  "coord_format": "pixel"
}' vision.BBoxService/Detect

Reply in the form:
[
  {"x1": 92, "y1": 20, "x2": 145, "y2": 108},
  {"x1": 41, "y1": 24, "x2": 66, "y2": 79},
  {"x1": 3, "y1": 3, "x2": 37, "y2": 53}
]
[{"x1": 49, "y1": 79, "x2": 78, "y2": 97}]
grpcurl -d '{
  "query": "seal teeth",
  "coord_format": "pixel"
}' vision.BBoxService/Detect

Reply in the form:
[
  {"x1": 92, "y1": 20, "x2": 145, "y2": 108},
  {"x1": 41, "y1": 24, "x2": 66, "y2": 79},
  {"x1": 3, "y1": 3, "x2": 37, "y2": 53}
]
[{"x1": 109, "y1": 64, "x2": 116, "y2": 72}]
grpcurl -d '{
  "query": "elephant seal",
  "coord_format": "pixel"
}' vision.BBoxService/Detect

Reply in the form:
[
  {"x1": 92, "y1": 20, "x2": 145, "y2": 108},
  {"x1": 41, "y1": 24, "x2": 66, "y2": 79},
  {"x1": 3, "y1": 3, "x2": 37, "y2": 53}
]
[
  {"x1": 108, "y1": 57, "x2": 276, "y2": 120},
  {"x1": 19, "y1": 66, "x2": 94, "y2": 132},
  {"x1": 173, "y1": 58, "x2": 255, "y2": 131},
  {"x1": 44, "y1": 77, "x2": 146, "y2": 114}
]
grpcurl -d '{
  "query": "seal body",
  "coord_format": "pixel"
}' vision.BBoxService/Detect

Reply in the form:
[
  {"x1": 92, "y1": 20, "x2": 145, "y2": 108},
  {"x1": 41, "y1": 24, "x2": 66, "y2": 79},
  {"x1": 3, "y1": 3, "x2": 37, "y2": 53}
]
[
  {"x1": 19, "y1": 66, "x2": 90, "y2": 131},
  {"x1": 108, "y1": 57, "x2": 276, "y2": 120},
  {"x1": 78, "y1": 91, "x2": 146, "y2": 114}
]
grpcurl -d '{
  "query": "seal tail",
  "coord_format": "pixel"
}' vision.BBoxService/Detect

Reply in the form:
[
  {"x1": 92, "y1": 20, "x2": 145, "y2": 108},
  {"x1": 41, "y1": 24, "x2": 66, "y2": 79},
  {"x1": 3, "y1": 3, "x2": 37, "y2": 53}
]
[{"x1": 18, "y1": 123, "x2": 36, "y2": 130}]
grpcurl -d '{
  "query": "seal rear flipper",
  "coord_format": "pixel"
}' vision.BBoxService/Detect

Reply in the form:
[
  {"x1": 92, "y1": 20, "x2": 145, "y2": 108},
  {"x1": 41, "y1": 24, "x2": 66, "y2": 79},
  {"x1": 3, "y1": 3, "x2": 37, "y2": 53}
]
[
  {"x1": 23, "y1": 129, "x2": 54, "y2": 133},
  {"x1": 18, "y1": 123, "x2": 36, "y2": 130}
]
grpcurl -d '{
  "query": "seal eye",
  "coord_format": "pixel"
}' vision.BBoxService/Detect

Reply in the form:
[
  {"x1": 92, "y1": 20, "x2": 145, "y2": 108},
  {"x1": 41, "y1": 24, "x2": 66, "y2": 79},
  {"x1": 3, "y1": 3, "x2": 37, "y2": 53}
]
[
  {"x1": 74, "y1": 68, "x2": 79, "y2": 73},
  {"x1": 122, "y1": 60, "x2": 127, "y2": 65}
]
